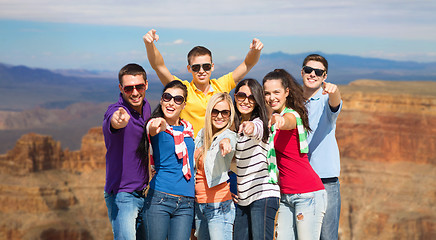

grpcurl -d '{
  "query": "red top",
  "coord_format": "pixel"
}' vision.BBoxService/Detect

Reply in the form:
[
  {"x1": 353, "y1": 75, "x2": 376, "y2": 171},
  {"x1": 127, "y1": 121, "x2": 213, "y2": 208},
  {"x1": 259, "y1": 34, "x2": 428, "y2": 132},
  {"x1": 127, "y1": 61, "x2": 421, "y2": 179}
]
[{"x1": 274, "y1": 128, "x2": 324, "y2": 194}]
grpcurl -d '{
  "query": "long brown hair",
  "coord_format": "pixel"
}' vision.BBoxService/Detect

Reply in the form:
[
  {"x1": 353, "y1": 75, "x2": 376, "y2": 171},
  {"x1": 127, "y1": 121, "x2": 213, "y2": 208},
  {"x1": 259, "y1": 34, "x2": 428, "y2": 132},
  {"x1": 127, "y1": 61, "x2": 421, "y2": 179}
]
[{"x1": 262, "y1": 69, "x2": 311, "y2": 132}]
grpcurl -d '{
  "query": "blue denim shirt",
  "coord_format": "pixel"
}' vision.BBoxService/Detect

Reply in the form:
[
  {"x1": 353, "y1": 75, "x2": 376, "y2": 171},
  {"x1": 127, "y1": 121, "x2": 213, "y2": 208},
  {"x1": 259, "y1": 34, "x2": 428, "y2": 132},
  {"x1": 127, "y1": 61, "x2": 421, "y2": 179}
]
[{"x1": 195, "y1": 128, "x2": 237, "y2": 188}]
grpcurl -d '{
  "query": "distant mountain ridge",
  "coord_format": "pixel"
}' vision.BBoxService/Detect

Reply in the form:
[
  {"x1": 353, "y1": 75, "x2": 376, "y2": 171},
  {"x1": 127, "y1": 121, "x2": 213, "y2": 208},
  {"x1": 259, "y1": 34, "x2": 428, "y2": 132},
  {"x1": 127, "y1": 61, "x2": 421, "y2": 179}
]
[
  {"x1": 234, "y1": 51, "x2": 436, "y2": 83},
  {"x1": 1, "y1": 52, "x2": 435, "y2": 111},
  {"x1": 0, "y1": 63, "x2": 163, "y2": 111},
  {"x1": 47, "y1": 52, "x2": 436, "y2": 84}
]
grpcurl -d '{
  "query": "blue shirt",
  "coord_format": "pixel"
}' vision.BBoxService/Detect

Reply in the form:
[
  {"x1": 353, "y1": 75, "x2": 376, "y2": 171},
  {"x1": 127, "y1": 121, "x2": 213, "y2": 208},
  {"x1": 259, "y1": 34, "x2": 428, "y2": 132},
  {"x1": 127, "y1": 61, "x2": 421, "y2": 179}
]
[
  {"x1": 306, "y1": 88, "x2": 342, "y2": 178},
  {"x1": 150, "y1": 125, "x2": 195, "y2": 197},
  {"x1": 103, "y1": 93, "x2": 151, "y2": 194}
]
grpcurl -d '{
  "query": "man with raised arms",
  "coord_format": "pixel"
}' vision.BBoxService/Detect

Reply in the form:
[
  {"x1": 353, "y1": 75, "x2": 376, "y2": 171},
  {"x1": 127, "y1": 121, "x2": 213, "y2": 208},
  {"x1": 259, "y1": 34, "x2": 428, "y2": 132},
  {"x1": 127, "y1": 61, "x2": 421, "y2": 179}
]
[{"x1": 143, "y1": 29, "x2": 263, "y2": 136}]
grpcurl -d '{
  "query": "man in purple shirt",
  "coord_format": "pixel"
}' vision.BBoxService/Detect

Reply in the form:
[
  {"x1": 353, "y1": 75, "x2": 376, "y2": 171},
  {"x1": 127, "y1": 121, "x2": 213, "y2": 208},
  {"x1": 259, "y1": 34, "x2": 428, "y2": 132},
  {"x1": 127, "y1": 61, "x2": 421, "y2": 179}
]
[{"x1": 103, "y1": 63, "x2": 151, "y2": 239}]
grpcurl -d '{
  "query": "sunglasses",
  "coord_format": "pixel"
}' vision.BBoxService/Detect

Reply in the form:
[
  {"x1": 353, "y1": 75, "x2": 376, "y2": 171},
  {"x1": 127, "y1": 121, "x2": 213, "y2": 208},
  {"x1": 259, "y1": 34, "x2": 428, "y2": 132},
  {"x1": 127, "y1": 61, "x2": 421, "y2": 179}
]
[
  {"x1": 235, "y1": 92, "x2": 256, "y2": 104},
  {"x1": 211, "y1": 109, "x2": 231, "y2": 118},
  {"x1": 123, "y1": 84, "x2": 146, "y2": 94},
  {"x1": 190, "y1": 63, "x2": 212, "y2": 72},
  {"x1": 161, "y1": 92, "x2": 185, "y2": 105},
  {"x1": 302, "y1": 66, "x2": 326, "y2": 77}
]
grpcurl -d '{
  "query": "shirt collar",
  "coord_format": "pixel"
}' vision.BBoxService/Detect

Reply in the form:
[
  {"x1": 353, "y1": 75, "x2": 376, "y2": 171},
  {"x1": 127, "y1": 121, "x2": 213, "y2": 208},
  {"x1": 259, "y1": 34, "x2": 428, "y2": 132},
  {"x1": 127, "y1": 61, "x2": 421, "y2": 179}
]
[
  {"x1": 191, "y1": 81, "x2": 215, "y2": 93},
  {"x1": 308, "y1": 88, "x2": 323, "y2": 101}
]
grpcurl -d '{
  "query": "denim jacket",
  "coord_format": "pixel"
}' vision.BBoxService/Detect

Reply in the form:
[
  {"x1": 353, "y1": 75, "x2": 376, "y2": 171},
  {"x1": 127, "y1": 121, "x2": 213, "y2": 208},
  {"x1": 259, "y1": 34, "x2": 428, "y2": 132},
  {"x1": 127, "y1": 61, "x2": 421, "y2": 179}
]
[{"x1": 195, "y1": 128, "x2": 237, "y2": 188}]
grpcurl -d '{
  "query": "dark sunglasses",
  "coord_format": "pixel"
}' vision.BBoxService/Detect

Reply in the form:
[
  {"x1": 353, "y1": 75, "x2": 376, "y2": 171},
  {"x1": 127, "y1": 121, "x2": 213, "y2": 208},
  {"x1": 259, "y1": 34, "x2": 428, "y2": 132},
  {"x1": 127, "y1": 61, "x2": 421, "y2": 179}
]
[
  {"x1": 190, "y1": 63, "x2": 212, "y2": 72},
  {"x1": 211, "y1": 109, "x2": 231, "y2": 118},
  {"x1": 161, "y1": 92, "x2": 185, "y2": 105},
  {"x1": 303, "y1": 66, "x2": 326, "y2": 77},
  {"x1": 123, "y1": 84, "x2": 146, "y2": 94},
  {"x1": 235, "y1": 92, "x2": 256, "y2": 104}
]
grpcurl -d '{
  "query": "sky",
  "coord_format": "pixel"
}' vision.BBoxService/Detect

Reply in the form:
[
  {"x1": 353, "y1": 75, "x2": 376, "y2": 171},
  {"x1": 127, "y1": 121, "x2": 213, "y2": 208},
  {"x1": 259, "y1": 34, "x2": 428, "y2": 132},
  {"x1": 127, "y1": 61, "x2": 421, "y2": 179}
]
[{"x1": 0, "y1": 0, "x2": 436, "y2": 72}]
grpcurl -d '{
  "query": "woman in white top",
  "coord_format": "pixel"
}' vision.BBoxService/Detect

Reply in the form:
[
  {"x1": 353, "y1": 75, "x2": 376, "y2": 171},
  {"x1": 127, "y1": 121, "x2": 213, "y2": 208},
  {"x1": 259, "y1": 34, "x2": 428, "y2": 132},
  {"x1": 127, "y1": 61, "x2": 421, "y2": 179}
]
[{"x1": 232, "y1": 78, "x2": 281, "y2": 240}]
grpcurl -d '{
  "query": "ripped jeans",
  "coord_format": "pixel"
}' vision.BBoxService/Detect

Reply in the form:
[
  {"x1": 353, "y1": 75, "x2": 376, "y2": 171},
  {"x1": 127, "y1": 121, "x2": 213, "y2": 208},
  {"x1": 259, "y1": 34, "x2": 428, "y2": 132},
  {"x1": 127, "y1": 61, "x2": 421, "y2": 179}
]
[{"x1": 276, "y1": 190, "x2": 327, "y2": 240}]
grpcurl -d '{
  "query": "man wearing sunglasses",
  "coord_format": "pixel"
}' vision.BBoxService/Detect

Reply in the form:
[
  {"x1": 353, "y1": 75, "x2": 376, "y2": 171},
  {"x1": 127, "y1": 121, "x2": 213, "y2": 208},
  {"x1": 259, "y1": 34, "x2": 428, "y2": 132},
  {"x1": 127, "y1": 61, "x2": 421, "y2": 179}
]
[
  {"x1": 143, "y1": 29, "x2": 263, "y2": 136},
  {"x1": 302, "y1": 54, "x2": 342, "y2": 240},
  {"x1": 102, "y1": 63, "x2": 151, "y2": 240}
]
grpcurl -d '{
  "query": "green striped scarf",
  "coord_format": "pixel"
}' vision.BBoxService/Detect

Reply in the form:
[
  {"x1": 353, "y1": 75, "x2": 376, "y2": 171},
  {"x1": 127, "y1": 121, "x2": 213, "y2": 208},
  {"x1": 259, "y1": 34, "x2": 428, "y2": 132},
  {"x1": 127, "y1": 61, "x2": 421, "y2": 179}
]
[{"x1": 266, "y1": 107, "x2": 309, "y2": 183}]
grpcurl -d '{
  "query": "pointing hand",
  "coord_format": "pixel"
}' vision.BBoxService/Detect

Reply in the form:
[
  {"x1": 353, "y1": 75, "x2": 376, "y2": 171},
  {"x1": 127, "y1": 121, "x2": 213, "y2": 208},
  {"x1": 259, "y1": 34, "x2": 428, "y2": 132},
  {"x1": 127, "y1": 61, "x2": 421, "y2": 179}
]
[
  {"x1": 149, "y1": 117, "x2": 167, "y2": 135},
  {"x1": 322, "y1": 81, "x2": 338, "y2": 95},
  {"x1": 219, "y1": 138, "x2": 232, "y2": 157},
  {"x1": 238, "y1": 121, "x2": 255, "y2": 136},
  {"x1": 268, "y1": 114, "x2": 285, "y2": 129},
  {"x1": 111, "y1": 107, "x2": 130, "y2": 129}
]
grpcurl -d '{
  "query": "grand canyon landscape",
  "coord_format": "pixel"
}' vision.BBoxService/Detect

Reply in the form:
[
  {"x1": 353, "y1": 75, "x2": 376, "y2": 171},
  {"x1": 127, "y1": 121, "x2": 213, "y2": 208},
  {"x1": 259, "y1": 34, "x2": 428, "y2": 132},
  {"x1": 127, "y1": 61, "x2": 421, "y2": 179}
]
[{"x1": 0, "y1": 76, "x2": 435, "y2": 238}]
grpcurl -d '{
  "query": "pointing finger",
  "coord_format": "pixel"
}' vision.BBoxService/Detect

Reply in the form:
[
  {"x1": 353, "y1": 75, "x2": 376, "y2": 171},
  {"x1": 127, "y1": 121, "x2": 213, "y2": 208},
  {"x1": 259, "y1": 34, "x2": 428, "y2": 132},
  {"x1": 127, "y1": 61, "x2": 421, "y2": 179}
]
[{"x1": 151, "y1": 29, "x2": 159, "y2": 41}]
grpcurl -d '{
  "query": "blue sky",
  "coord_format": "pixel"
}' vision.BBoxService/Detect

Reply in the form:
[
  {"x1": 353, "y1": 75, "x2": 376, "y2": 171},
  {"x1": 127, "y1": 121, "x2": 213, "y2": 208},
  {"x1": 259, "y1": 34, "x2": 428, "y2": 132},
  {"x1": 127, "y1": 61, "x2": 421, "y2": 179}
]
[{"x1": 0, "y1": 0, "x2": 435, "y2": 72}]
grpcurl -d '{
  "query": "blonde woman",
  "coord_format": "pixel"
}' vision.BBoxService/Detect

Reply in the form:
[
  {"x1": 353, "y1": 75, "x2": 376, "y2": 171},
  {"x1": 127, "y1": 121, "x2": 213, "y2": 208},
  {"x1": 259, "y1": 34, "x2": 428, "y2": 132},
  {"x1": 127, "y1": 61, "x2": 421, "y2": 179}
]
[{"x1": 194, "y1": 93, "x2": 237, "y2": 240}]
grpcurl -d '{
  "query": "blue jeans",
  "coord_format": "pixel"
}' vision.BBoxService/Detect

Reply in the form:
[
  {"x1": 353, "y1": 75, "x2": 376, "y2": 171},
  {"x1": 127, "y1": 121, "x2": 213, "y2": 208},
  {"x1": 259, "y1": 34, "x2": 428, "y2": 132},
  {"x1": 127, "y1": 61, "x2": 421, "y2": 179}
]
[
  {"x1": 276, "y1": 190, "x2": 327, "y2": 240},
  {"x1": 195, "y1": 199, "x2": 236, "y2": 240},
  {"x1": 143, "y1": 189, "x2": 194, "y2": 240},
  {"x1": 104, "y1": 191, "x2": 145, "y2": 240},
  {"x1": 233, "y1": 197, "x2": 279, "y2": 240},
  {"x1": 320, "y1": 180, "x2": 341, "y2": 240}
]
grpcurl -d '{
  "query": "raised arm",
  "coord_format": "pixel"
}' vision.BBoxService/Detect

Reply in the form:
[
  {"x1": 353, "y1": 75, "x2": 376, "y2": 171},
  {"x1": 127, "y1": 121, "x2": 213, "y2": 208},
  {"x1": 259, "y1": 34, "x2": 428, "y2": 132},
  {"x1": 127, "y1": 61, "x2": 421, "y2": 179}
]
[
  {"x1": 322, "y1": 81, "x2": 342, "y2": 109},
  {"x1": 143, "y1": 29, "x2": 173, "y2": 85},
  {"x1": 232, "y1": 38, "x2": 264, "y2": 84}
]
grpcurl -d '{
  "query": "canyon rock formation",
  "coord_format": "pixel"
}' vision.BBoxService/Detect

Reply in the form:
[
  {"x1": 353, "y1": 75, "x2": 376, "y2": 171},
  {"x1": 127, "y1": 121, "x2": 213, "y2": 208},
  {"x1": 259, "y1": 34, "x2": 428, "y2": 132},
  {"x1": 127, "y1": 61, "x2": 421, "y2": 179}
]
[{"x1": 0, "y1": 80, "x2": 435, "y2": 239}]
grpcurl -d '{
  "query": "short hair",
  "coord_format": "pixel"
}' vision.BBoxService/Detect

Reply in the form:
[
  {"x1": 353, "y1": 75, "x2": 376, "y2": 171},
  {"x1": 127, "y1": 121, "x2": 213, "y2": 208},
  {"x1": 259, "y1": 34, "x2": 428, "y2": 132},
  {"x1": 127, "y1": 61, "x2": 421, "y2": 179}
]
[
  {"x1": 302, "y1": 54, "x2": 328, "y2": 73},
  {"x1": 187, "y1": 46, "x2": 212, "y2": 65},
  {"x1": 118, "y1": 63, "x2": 147, "y2": 85}
]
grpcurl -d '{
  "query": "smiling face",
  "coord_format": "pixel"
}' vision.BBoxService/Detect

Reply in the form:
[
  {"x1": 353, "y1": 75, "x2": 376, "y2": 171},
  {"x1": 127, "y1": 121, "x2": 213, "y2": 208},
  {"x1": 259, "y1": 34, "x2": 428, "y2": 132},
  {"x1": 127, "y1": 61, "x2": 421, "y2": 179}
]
[
  {"x1": 160, "y1": 87, "x2": 186, "y2": 125},
  {"x1": 263, "y1": 79, "x2": 289, "y2": 113},
  {"x1": 235, "y1": 85, "x2": 256, "y2": 120},
  {"x1": 301, "y1": 60, "x2": 327, "y2": 91},
  {"x1": 187, "y1": 55, "x2": 214, "y2": 89},
  {"x1": 211, "y1": 100, "x2": 231, "y2": 133},
  {"x1": 119, "y1": 74, "x2": 148, "y2": 113}
]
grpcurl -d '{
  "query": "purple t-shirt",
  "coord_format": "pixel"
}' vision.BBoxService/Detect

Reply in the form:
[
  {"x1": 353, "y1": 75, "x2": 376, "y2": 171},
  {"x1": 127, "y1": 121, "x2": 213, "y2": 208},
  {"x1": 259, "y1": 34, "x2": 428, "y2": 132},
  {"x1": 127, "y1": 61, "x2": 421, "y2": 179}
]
[{"x1": 103, "y1": 93, "x2": 151, "y2": 194}]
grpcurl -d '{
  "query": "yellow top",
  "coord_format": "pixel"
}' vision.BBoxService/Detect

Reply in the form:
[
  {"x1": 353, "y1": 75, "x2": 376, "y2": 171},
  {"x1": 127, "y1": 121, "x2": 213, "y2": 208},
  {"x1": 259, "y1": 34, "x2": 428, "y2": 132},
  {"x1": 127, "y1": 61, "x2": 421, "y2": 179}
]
[{"x1": 174, "y1": 72, "x2": 236, "y2": 137}]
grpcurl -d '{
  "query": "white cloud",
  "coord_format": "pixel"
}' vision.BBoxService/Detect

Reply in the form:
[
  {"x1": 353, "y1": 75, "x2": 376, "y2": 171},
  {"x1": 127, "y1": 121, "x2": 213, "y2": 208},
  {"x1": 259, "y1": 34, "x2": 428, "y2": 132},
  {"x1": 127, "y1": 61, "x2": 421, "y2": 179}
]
[
  {"x1": 160, "y1": 39, "x2": 187, "y2": 46},
  {"x1": 1, "y1": 0, "x2": 435, "y2": 41},
  {"x1": 173, "y1": 39, "x2": 184, "y2": 45}
]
